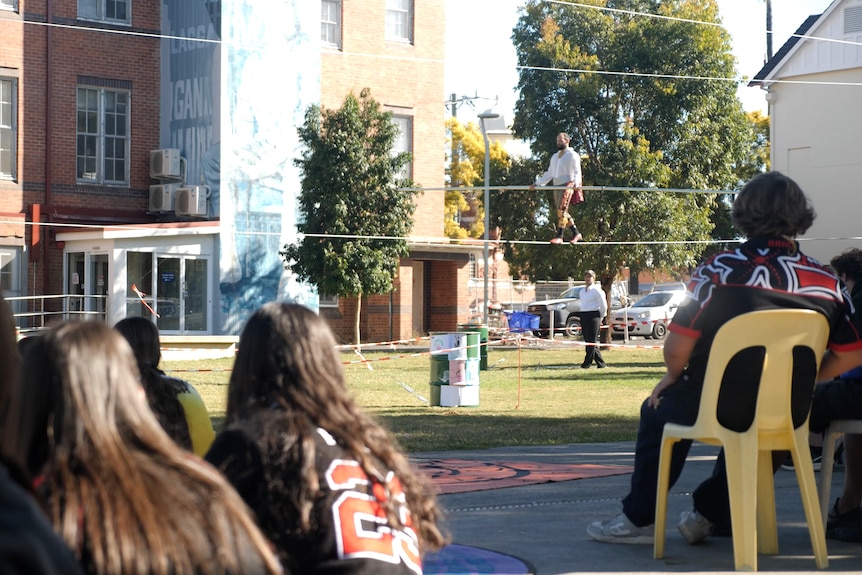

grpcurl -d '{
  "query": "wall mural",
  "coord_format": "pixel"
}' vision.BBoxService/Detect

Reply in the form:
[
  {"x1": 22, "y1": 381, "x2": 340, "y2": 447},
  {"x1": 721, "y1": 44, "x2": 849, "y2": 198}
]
[{"x1": 161, "y1": 0, "x2": 320, "y2": 334}]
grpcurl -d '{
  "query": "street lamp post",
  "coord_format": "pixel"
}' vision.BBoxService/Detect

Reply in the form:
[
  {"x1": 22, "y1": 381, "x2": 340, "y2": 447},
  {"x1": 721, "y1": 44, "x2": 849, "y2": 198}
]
[{"x1": 478, "y1": 110, "x2": 500, "y2": 325}]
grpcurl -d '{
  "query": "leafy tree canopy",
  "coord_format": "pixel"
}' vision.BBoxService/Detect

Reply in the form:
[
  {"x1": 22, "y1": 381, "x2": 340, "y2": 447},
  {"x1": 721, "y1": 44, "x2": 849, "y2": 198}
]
[
  {"x1": 700, "y1": 110, "x2": 770, "y2": 261},
  {"x1": 502, "y1": 0, "x2": 758, "y2": 287},
  {"x1": 282, "y1": 89, "x2": 416, "y2": 342},
  {"x1": 445, "y1": 118, "x2": 510, "y2": 239}
]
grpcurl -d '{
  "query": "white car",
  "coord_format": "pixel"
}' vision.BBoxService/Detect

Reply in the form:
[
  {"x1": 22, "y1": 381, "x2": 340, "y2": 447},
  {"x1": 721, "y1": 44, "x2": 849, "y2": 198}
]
[{"x1": 610, "y1": 289, "x2": 688, "y2": 339}]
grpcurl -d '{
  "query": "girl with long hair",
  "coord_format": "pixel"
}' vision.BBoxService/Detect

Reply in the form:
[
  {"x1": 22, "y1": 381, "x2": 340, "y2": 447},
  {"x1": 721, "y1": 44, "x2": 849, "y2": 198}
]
[
  {"x1": 115, "y1": 316, "x2": 215, "y2": 455},
  {"x1": 0, "y1": 296, "x2": 84, "y2": 574},
  {"x1": 206, "y1": 302, "x2": 447, "y2": 574},
  {"x1": 11, "y1": 321, "x2": 283, "y2": 575}
]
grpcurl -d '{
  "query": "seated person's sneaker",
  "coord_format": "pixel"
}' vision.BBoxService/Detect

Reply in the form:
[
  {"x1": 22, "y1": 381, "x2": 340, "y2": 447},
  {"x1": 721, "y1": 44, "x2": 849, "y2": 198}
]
[
  {"x1": 826, "y1": 497, "x2": 862, "y2": 541},
  {"x1": 780, "y1": 445, "x2": 822, "y2": 471},
  {"x1": 677, "y1": 508, "x2": 714, "y2": 544},
  {"x1": 587, "y1": 512, "x2": 653, "y2": 544}
]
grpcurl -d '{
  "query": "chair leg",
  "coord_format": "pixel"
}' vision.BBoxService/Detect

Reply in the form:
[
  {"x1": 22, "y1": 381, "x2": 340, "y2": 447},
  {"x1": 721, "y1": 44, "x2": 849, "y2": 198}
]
[
  {"x1": 793, "y1": 436, "x2": 829, "y2": 569},
  {"x1": 654, "y1": 435, "x2": 676, "y2": 560},
  {"x1": 756, "y1": 450, "x2": 779, "y2": 554},
  {"x1": 820, "y1": 429, "x2": 840, "y2": 528},
  {"x1": 726, "y1": 438, "x2": 758, "y2": 571}
]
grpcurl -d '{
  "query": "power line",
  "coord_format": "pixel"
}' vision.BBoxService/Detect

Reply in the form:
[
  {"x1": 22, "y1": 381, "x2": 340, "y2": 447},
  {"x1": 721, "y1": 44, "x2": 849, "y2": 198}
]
[
  {"x1": 8, "y1": 6, "x2": 861, "y2": 89},
  {"x1": 20, "y1": 19, "x2": 219, "y2": 44},
  {"x1": 399, "y1": 185, "x2": 739, "y2": 194},
  {"x1": 546, "y1": 0, "x2": 725, "y2": 28},
  {"x1": 5, "y1": 221, "x2": 859, "y2": 248},
  {"x1": 517, "y1": 64, "x2": 862, "y2": 88},
  {"x1": 546, "y1": 0, "x2": 862, "y2": 49},
  {"x1": 11, "y1": 19, "x2": 444, "y2": 64},
  {"x1": 530, "y1": 0, "x2": 862, "y2": 88}
]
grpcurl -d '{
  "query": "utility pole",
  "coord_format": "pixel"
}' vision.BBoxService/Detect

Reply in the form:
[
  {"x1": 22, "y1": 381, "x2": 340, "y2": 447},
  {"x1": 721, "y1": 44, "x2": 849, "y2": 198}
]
[
  {"x1": 766, "y1": 0, "x2": 773, "y2": 60},
  {"x1": 445, "y1": 94, "x2": 498, "y2": 240}
]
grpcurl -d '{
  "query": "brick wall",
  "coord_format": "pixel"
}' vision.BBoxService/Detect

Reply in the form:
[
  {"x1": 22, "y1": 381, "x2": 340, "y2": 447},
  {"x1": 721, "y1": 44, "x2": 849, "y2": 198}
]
[
  {"x1": 321, "y1": 0, "x2": 445, "y2": 238},
  {"x1": 319, "y1": 1, "x2": 455, "y2": 344},
  {"x1": 0, "y1": 6, "x2": 24, "y2": 211},
  {"x1": 2, "y1": 0, "x2": 161, "y2": 297}
]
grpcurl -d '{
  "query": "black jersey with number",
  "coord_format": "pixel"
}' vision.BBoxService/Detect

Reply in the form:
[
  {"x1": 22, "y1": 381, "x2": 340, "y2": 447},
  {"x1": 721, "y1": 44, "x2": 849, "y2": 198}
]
[
  {"x1": 206, "y1": 416, "x2": 422, "y2": 575},
  {"x1": 669, "y1": 237, "x2": 862, "y2": 392}
]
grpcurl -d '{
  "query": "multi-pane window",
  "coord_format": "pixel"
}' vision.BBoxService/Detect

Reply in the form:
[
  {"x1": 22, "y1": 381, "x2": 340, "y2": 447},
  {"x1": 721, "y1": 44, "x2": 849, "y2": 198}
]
[
  {"x1": 321, "y1": 0, "x2": 342, "y2": 48},
  {"x1": 318, "y1": 292, "x2": 339, "y2": 308},
  {"x1": 386, "y1": 0, "x2": 413, "y2": 43},
  {"x1": 391, "y1": 115, "x2": 412, "y2": 180},
  {"x1": 0, "y1": 0, "x2": 18, "y2": 12},
  {"x1": 77, "y1": 87, "x2": 130, "y2": 184},
  {"x1": 78, "y1": 0, "x2": 129, "y2": 24},
  {"x1": 0, "y1": 78, "x2": 16, "y2": 180}
]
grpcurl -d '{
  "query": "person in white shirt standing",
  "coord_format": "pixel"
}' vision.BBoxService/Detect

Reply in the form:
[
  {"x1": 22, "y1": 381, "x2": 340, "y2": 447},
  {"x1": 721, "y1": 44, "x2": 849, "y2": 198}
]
[
  {"x1": 529, "y1": 132, "x2": 584, "y2": 245},
  {"x1": 579, "y1": 270, "x2": 607, "y2": 369}
]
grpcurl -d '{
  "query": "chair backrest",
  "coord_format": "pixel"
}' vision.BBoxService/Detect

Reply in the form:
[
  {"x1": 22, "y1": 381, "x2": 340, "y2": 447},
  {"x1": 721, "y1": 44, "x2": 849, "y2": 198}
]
[{"x1": 696, "y1": 309, "x2": 830, "y2": 434}]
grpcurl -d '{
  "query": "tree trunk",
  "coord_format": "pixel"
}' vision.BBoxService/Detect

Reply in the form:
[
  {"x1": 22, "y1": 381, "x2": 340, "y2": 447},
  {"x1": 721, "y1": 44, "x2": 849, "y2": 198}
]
[{"x1": 354, "y1": 292, "x2": 362, "y2": 345}]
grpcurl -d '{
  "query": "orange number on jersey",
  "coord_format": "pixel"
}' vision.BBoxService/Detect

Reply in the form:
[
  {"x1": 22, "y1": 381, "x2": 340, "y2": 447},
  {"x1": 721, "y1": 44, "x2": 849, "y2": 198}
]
[{"x1": 326, "y1": 460, "x2": 422, "y2": 574}]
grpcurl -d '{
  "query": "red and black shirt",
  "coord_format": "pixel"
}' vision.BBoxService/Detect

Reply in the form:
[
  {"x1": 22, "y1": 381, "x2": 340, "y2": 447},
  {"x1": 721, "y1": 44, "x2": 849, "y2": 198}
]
[{"x1": 670, "y1": 237, "x2": 862, "y2": 391}]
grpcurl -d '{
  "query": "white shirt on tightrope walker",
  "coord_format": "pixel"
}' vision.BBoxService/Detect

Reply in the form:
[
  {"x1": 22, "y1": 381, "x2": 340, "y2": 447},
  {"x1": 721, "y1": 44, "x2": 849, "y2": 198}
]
[
  {"x1": 580, "y1": 283, "x2": 608, "y2": 317},
  {"x1": 535, "y1": 148, "x2": 582, "y2": 187}
]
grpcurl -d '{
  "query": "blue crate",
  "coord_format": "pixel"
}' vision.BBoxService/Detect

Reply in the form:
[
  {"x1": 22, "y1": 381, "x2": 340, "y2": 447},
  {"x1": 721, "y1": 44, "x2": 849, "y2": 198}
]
[{"x1": 507, "y1": 311, "x2": 539, "y2": 333}]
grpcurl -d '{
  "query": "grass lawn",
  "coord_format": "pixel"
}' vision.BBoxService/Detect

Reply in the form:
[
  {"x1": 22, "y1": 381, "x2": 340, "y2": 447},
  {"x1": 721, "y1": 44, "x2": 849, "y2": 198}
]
[{"x1": 163, "y1": 342, "x2": 667, "y2": 453}]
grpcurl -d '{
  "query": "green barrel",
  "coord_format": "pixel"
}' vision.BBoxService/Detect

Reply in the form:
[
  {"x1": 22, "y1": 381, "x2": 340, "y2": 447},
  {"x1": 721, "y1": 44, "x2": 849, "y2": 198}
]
[
  {"x1": 458, "y1": 323, "x2": 489, "y2": 370},
  {"x1": 429, "y1": 355, "x2": 450, "y2": 407},
  {"x1": 459, "y1": 331, "x2": 480, "y2": 360},
  {"x1": 429, "y1": 383, "x2": 442, "y2": 407}
]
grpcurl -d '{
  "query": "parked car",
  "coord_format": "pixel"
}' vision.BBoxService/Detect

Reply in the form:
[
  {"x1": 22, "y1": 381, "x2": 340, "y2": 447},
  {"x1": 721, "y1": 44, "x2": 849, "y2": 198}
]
[
  {"x1": 610, "y1": 289, "x2": 688, "y2": 339},
  {"x1": 526, "y1": 285, "x2": 626, "y2": 338}
]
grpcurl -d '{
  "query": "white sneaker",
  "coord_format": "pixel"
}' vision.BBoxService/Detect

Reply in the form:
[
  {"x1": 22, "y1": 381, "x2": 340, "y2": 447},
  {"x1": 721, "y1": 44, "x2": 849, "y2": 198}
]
[
  {"x1": 587, "y1": 512, "x2": 654, "y2": 544},
  {"x1": 677, "y1": 508, "x2": 713, "y2": 544}
]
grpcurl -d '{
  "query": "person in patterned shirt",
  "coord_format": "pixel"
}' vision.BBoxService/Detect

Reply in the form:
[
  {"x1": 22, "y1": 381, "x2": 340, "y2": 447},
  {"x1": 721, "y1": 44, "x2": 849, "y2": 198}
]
[
  {"x1": 206, "y1": 302, "x2": 448, "y2": 574},
  {"x1": 587, "y1": 171, "x2": 862, "y2": 546}
]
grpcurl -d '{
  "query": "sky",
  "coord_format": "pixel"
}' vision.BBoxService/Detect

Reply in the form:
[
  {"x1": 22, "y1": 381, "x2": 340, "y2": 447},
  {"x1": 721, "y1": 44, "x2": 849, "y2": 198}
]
[{"x1": 444, "y1": 0, "x2": 835, "y2": 127}]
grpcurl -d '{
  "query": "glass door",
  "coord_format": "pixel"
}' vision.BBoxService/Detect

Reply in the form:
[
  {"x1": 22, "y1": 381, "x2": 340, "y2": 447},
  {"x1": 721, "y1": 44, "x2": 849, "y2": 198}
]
[
  {"x1": 157, "y1": 257, "x2": 181, "y2": 331},
  {"x1": 89, "y1": 254, "x2": 109, "y2": 322},
  {"x1": 156, "y1": 255, "x2": 209, "y2": 333},
  {"x1": 184, "y1": 258, "x2": 208, "y2": 331},
  {"x1": 67, "y1": 252, "x2": 85, "y2": 316}
]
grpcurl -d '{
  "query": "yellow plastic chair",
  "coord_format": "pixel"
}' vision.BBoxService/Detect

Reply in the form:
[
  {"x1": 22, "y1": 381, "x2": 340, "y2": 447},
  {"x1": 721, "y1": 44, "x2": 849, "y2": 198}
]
[
  {"x1": 820, "y1": 420, "x2": 862, "y2": 526},
  {"x1": 654, "y1": 309, "x2": 830, "y2": 571}
]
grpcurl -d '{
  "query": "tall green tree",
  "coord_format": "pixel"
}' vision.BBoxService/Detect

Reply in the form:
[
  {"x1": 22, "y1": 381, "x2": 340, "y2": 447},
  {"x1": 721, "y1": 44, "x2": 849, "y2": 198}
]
[
  {"x1": 503, "y1": 0, "x2": 756, "y2": 301},
  {"x1": 445, "y1": 118, "x2": 510, "y2": 239},
  {"x1": 702, "y1": 110, "x2": 770, "y2": 260},
  {"x1": 282, "y1": 89, "x2": 416, "y2": 344}
]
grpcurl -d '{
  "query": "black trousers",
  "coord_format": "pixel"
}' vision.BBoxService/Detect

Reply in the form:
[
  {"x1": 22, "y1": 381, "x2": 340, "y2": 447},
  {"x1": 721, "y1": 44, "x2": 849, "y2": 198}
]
[{"x1": 579, "y1": 310, "x2": 605, "y2": 367}]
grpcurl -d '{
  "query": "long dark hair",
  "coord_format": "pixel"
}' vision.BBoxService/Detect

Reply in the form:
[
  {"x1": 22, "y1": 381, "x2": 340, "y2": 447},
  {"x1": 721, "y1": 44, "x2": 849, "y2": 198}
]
[
  {"x1": 114, "y1": 316, "x2": 192, "y2": 450},
  {"x1": 11, "y1": 321, "x2": 282, "y2": 575},
  {"x1": 226, "y1": 302, "x2": 447, "y2": 553},
  {"x1": 731, "y1": 171, "x2": 816, "y2": 238}
]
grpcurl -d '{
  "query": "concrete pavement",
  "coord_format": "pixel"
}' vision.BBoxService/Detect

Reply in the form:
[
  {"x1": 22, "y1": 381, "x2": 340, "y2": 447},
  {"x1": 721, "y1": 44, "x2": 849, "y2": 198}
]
[{"x1": 412, "y1": 441, "x2": 862, "y2": 574}]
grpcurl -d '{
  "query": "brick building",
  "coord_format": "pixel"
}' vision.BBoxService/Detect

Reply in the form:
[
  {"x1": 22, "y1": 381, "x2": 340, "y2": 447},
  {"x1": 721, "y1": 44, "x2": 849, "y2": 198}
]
[
  {"x1": 1, "y1": 0, "x2": 480, "y2": 342},
  {"x1": 1, "y1": 0, "x2": 163, "y2": 324},
  {"x1": 318, "y1": 0, "x2": 481, "y2": 343}
]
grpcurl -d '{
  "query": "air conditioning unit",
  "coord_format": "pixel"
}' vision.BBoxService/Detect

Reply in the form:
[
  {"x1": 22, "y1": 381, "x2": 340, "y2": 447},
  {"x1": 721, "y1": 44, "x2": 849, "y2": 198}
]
[
  {"x1": 148, "y1": 183, "x2": 179, "y2": 212},
  {"x1": 150, "y1": 148, "x2": 182, "y2": 179},
  {"x1": 175, "y1": 185, "x2": 209, "y2": 217}
]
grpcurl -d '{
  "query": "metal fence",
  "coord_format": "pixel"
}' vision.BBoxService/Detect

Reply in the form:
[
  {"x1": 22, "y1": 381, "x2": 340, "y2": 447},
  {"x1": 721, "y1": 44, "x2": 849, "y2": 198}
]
[{"x1": 7, "y1": 294, "x2": 108, "y2": 335}]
